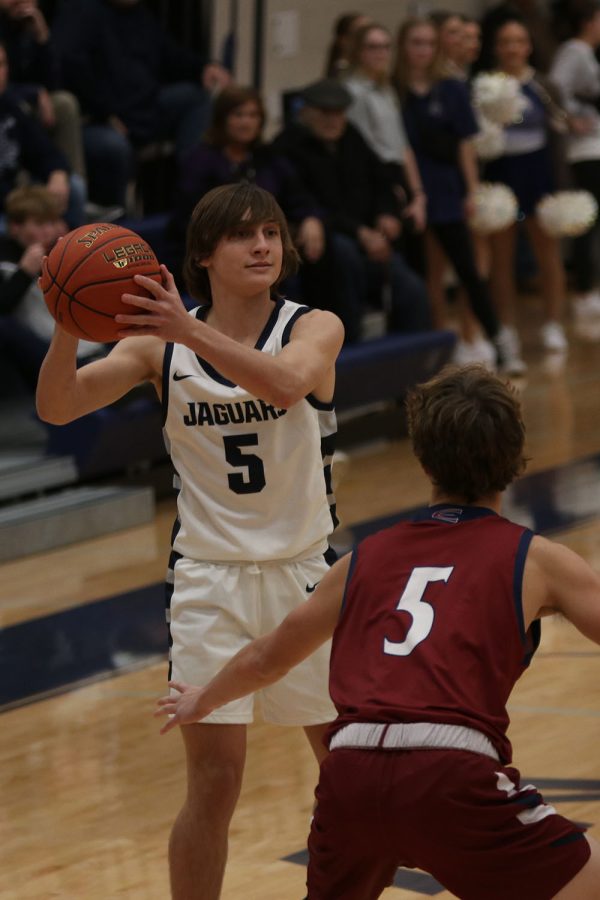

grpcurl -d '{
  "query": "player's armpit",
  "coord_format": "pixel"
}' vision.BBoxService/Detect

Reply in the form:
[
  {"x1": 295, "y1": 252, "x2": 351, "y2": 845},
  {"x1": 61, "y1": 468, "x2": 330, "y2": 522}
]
[{"x1": 527, "y1": 536, "x2": 600, "y2": 644}]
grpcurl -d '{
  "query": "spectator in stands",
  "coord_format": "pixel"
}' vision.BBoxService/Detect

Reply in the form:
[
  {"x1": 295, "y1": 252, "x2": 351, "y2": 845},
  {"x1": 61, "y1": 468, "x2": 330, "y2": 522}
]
[
  {"x1": 0, "y1": 186, "x2": 103, "y2": 397},
  {"x1": 0, "y1": 0, "x2": 85, "y2": 177},
  {"x1": 53, "y1": 0, "x2": 230, "y2": 210},
  {"x1": 457, "y1": 16, "x2": 483, "y2": 78},
  {"x1": 0, "y1": 41, "x2": 85, "y2": 228},
  {"x1": 169, "y1": 85, "x2": 324, "y2": 267},
  {"x1": 429, "y1": 10, "x2": 467, "y2": 79},
  {"x1": 324, "y1": 11, "x2": 372, "y2": 79},
  {"x1": 550, "y1": 0, "x2": 600, "y2": 323},
  {"x1": 394, "y1": 17, "x2": 502, "y2": 370},
  {"x1": 342, "y1": 22, "x2": 427, "y2": 233},
  {"x1": 483, "y1": 18, "x2": 570, "y2": 356},
  {"x1": 272, "y1": 78, "x2": 431, "y2": 344},
  {"x1": 476, "y1": 0, "x2": 558, "y2": 74}
]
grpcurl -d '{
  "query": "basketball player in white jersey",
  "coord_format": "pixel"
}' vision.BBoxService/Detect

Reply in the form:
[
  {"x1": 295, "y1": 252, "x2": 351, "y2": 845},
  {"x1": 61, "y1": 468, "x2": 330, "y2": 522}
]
[{"x1": 36, "y1": 183, "x2": 345, "y2": 900}]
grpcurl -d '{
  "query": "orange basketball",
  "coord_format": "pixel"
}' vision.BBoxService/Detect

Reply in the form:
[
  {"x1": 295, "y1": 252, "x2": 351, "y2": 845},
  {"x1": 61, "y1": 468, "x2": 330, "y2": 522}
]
[{"x1": 40, "y1": 222, "x2": 162, "y2": 342}]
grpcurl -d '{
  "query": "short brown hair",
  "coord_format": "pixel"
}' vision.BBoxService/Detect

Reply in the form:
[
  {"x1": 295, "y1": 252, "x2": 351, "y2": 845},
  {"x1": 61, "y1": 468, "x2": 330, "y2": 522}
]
[
  {"x1": 183, "y1": 183, "x2": 300, "y2": 303},
  {"x1": 204, "y1": 85, "x2": 265, "y2": 147},
  {"x1": 5, "y1": 185, "x2": 61, "y2": 224},
  {"x1": 406, "y1": 364, "x2": 527, "y2": 502}
]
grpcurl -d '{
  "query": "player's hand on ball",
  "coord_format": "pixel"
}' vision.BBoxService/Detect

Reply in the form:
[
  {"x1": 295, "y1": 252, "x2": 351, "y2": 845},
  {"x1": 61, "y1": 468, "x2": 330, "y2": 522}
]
[
  {"x1": 116, "y1": 265, "x2": 189, "y2": 342},
  {"x1": 154, "y1": 680, "x2": 210, "y2": 734}
]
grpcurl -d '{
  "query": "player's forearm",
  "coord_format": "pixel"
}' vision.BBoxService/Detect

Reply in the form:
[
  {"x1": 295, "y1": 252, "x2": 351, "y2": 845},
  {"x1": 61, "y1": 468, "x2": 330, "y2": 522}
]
[
  {"x1": 36, "y1": 328, "x2": 82, "y2": 423},
  {"x1": 183, "y1": 319, "x2": 315, "y2": 408},
  {"x1": 195, "y1": 638, "x2": 292, "y2": 718}
]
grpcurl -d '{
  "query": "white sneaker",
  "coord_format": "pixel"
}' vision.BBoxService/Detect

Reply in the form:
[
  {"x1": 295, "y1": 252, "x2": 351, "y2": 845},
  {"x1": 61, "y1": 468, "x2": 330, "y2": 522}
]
[
  {"x1": 495, "y1": 325, "x2": 527, "y2": 375},
  {"x1": 540, "y1": 321, "x2": 568, "y2": 353},
  {"x1": 573, "y1": 291, "x2": 600, "y2": 319}
]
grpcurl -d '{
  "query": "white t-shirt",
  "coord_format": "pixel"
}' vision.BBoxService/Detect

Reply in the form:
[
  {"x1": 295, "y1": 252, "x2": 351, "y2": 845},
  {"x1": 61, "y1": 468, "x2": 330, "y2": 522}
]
[
  {"x1": 550, "y1": 39, "x2": 600, "y2": 162},
  {"x1": 344, "y1": 74, "x2": 409, "y2": 164}
]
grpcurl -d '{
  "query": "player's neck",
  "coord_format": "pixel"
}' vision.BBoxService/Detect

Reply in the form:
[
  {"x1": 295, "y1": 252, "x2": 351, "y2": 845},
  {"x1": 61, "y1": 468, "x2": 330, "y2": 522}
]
[
  {"x1": 206, "y1": 291, "x2": 276, "y2": 342},
  {"x1": 429, "y1": 490, "x2": 503, "y2": 514}
]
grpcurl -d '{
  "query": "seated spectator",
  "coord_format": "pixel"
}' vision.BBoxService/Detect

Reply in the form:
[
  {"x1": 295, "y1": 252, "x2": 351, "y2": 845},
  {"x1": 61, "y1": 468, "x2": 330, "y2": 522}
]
[
  {"x1": 169, "y1": 85, "x2": 325, "y2": 271},
  {"x1": 0, "y1": 0, "x2": 85, "y2": 177},
  {"x1": 0, "y1": 186, "x2": 103, "y2": 398},
  {"x1": 324, "y1": 11, "x2": 372, "y2": 79},
  {"x1": 272, "y1": 78, "x2": 431, "y2": 343},
  {"x1": 0, "y1": 41, "x2": 85, "y2": 227},
  {"x1": 342, "y1": 22, "x2": 427, "y2": 232},
  {"x1": 53, "y1": 0, "x2": 230, "y2": 210}
]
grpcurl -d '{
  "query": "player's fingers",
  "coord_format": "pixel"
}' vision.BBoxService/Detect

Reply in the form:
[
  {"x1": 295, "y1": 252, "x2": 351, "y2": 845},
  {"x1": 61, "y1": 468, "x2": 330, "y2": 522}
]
[
  {"x1": 168, "y1": 680, "x2": 187, "y2": 694},
  {"x1": 159, "y1": 716, "x2": 179, "y2": 735},
  {"x1": 160, "y1": 264, "x2": 177, "y2": 290},
  {"x1": 119, "y1": 293, "x2": 160, "y2": 310}
]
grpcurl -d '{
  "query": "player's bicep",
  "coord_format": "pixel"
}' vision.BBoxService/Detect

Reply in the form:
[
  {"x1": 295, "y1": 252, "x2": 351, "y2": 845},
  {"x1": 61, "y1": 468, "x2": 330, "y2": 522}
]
[
  {"x1": 280, "y1": 310, "x2": 344, "y2": 387},
  {"x1": 535, "y1": 538, "x2": 600, "y2": 644}
]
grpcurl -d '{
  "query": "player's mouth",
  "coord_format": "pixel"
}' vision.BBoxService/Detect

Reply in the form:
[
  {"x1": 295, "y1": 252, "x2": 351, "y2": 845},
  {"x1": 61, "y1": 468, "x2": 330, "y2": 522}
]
[{"x1": 247, "y1": 262, "x2": 271, "y2": 269}]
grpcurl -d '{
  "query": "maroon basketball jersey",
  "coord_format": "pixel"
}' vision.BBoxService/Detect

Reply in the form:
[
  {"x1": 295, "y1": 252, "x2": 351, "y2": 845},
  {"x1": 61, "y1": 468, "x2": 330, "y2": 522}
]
[{"x1": 328, "y1": 505, "x2": 539, "y2": 763}]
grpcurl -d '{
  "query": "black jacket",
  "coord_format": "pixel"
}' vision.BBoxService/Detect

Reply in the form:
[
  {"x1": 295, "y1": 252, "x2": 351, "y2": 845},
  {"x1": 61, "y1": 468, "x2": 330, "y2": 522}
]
[{"x1": 271, "y1": 121, "x2": 397, "y2": 239}]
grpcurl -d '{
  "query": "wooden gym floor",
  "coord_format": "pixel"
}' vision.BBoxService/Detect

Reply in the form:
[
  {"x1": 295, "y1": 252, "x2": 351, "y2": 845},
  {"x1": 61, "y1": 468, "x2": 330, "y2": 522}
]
[{"x1": 1, "y1": 293, "x2": 600, "y2": 899}]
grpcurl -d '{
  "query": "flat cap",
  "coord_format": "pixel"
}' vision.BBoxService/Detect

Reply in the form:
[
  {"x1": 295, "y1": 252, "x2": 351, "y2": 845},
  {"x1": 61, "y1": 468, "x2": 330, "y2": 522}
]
[{"x1": 300, "y1": 78, "x2": 352, "y2": 110}]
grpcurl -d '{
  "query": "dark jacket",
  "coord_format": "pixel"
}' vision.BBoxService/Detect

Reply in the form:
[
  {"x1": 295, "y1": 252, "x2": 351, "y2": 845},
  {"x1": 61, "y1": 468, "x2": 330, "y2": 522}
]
[
  {"x1": 0, "y1": 91, "x2": 68, "y2": 204},
  {"x1": 0, "y1": 235, "x2": 32, "y2": 315},
  {"x1": 53, "y1": 0, "x2": 206, "y2": 141},
  {"x1": 169, "y1": 142, "x2": 321, "y2": 241},
  {"x1": 0, "y1": 13, "x2": 60, "y2": 93},
  {"x1": 271, "y1": 121, "x2": 397, "y2": 238}
]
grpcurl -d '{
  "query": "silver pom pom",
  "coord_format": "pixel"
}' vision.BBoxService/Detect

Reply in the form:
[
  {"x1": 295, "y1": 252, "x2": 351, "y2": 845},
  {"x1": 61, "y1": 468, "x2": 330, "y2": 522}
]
[
  {"x1": 469, "y1": 182, "x2": 519, "y2": 233},
  {"x1": 473, "y1": 114, "x2": 506, "y2": 160},
  {"x1": 472, "y1": 72, "x2": 527, "y2": 126},
  {"x1": 536, "y1": 190, "x2": 598, "y2": 237}
]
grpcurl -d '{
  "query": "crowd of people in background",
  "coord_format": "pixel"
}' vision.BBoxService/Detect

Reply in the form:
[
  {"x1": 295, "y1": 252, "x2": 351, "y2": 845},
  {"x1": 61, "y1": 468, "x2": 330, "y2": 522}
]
[{"x1": 3, "y1": 0, "x2": 600, "y2": 398}]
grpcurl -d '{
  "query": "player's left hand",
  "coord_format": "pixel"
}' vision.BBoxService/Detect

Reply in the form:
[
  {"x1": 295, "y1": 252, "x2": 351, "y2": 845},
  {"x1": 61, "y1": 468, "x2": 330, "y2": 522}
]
[
  {"x1": 154, "y1": 680, "x2": 210, "y2": 734},
  {"x1": 117, "y1": 265, "x2": 191, "y2": 343}
]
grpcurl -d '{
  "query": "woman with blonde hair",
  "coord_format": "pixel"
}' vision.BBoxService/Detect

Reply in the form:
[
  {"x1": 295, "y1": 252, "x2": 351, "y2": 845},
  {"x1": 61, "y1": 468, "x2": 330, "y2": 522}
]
[{"x1": 394, "y1": 17, "x2": 504, "y2": 368}]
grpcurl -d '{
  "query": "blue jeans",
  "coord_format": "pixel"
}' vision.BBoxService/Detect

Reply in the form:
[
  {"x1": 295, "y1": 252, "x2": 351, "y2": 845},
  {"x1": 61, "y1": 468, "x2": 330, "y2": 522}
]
[
  {"x1": 331, "y1": 232, "x2": 431, "y2": 343},
  {"x1": 83, "y1": 82, "x2": 212, "y2": 206}
]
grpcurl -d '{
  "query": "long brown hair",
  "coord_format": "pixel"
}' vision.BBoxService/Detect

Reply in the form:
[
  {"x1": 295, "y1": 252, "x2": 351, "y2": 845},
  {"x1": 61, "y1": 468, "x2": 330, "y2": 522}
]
[
  {"x1": 203, "y1": 85, "x2": 265, "y2": 148},
  {"x1": 347, "y1": 22, "x2": 392, "y2": 86},
  {"x1": 394, "y1": 16, "x2": 446, "y2": 99}
]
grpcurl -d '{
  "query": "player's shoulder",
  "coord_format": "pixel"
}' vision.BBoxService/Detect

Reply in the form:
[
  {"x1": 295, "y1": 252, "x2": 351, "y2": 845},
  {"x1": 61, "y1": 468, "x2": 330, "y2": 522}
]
[
  {"x1": 527, "y1": 533, "x2": 595, "y2": 583},
  {"x1": 285, "y1": 303, "x2": 344, "y2": 343}
]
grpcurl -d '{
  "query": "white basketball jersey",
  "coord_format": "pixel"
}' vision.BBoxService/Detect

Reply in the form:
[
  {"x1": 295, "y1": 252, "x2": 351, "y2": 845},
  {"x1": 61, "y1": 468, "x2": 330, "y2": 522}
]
[{"x1": 162, "y1": 298, "x2": 338, "y2": 562}]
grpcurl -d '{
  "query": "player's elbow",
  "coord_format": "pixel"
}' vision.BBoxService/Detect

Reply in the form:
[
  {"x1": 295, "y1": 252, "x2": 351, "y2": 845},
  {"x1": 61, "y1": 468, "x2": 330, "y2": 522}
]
[{"x1": 36, "y1": 396, "x2": 75, "y2": 425}]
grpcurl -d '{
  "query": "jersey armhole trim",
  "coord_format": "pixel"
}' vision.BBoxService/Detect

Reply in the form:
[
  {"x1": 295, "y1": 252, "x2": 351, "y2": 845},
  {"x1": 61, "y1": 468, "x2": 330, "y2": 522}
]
[
  {"x1": 281, "y1": 303, "x2": 311, "y2": 347},
  {"x1": 161, "y1": 342, "x2": 174, "y2": 426},
  {"x1": 340, "y1": 547, "x2": 359, "y2": 617},
  {"x1": 513, "y1": 528, "x2": 540, "y2": 664}
]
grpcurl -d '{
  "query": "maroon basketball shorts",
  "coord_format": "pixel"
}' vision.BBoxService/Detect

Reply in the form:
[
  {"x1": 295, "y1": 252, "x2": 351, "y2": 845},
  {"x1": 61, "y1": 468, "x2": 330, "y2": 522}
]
[{"x1": 306, "y1": 747, "x2": 590, "y2": 899}]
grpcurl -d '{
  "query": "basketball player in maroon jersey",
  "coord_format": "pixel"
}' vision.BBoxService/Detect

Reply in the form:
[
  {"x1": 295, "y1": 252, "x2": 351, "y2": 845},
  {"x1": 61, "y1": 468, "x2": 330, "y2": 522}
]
[{"x1": 156, "y1": 364, "x2": 600, "y2": 899}]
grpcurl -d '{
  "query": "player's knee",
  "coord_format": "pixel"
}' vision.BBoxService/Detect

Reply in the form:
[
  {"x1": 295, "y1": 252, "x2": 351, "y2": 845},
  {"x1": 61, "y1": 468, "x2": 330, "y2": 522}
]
[{"x1": 187, "y1": 756, "x2": 244, "y2": 814}]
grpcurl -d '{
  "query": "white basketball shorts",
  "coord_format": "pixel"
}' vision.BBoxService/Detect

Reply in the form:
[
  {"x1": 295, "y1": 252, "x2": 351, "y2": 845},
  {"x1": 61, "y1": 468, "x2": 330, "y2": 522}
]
[{"x1": 168, "y1": 552, "x2": 336, "y2": 725}]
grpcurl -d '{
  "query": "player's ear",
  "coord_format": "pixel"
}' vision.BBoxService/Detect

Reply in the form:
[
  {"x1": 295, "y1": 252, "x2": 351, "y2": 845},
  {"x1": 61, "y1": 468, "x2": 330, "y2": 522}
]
[{"x1": 197, "y1": 254, "x2": 211, "y2": 269}]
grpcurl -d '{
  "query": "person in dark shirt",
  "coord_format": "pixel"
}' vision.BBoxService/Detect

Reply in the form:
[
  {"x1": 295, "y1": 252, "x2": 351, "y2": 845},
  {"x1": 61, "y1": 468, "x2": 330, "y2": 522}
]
[
  {"x1": 272, "y1": 78, "x2": 431, "y2": 343},
  {"x1": 0, "y1": 0, "x2": 85, "y2": 175},
  {"x1": 0, "y1": 40, "x2": 84, "y2": 226},
  {"x1": 156, "y1": 363, "x2": 600, "y2": 900},
  {"x1": 53, "y1": 0, "x2": 230, "y2": 207}
]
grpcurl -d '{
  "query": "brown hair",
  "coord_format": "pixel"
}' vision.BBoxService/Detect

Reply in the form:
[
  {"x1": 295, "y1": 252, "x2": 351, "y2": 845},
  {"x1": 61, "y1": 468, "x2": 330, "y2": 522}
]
[
  {"x1": 394, "y1": 16, "x2": 446, "y2": 99},
  {"x1": 183, "y1": 183, "x2": 300, "y2": 303},
  {"x1": 347, "y1": 22, "x2": 391, "y2": 82},
  {"x1": 5, "y1": 185, "x2": 61, "y2": 224},
  {"x1": 203, "y1": 85, "x2": 265, "y2": 147},
  {"x1": 406, "y1": 364, "x2": 527, "y2": 502}
]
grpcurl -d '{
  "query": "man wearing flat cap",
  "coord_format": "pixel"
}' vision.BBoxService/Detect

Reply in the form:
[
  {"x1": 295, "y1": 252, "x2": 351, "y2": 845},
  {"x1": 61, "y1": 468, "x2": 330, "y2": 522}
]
[{"x1": 272, "y1": 78, "x2": 430, "y2": 343}]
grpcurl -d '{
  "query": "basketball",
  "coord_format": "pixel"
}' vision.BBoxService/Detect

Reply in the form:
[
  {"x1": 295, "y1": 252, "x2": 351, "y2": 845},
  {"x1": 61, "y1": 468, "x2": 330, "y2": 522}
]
[{"x1": 40, "y1": 222, "x2": 163, "y2": 342}]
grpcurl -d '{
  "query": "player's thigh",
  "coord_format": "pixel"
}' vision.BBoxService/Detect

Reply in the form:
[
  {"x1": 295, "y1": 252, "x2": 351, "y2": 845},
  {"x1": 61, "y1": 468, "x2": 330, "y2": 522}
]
[{"x1": 553, "y1": 836, "x2": 600, "y2": 900}]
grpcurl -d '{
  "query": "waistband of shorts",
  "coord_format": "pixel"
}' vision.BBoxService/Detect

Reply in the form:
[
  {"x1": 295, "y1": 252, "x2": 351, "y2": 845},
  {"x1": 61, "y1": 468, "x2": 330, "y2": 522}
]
[
  {"x1": 187, "y1": 539, "x2": 330, "y2": 569},
  {"x1": 328, "y1": 722, "x2": 500, "y2": 761}
]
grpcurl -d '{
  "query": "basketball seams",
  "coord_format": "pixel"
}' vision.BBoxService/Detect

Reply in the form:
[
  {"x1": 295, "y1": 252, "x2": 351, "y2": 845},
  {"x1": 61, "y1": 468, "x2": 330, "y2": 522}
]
[
  {"x1": 41, "y1": 224, "x2": 161, "y2": 342},
  {"x1": 57, "y1": 229, "x2": 151, "y2": 294}
]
